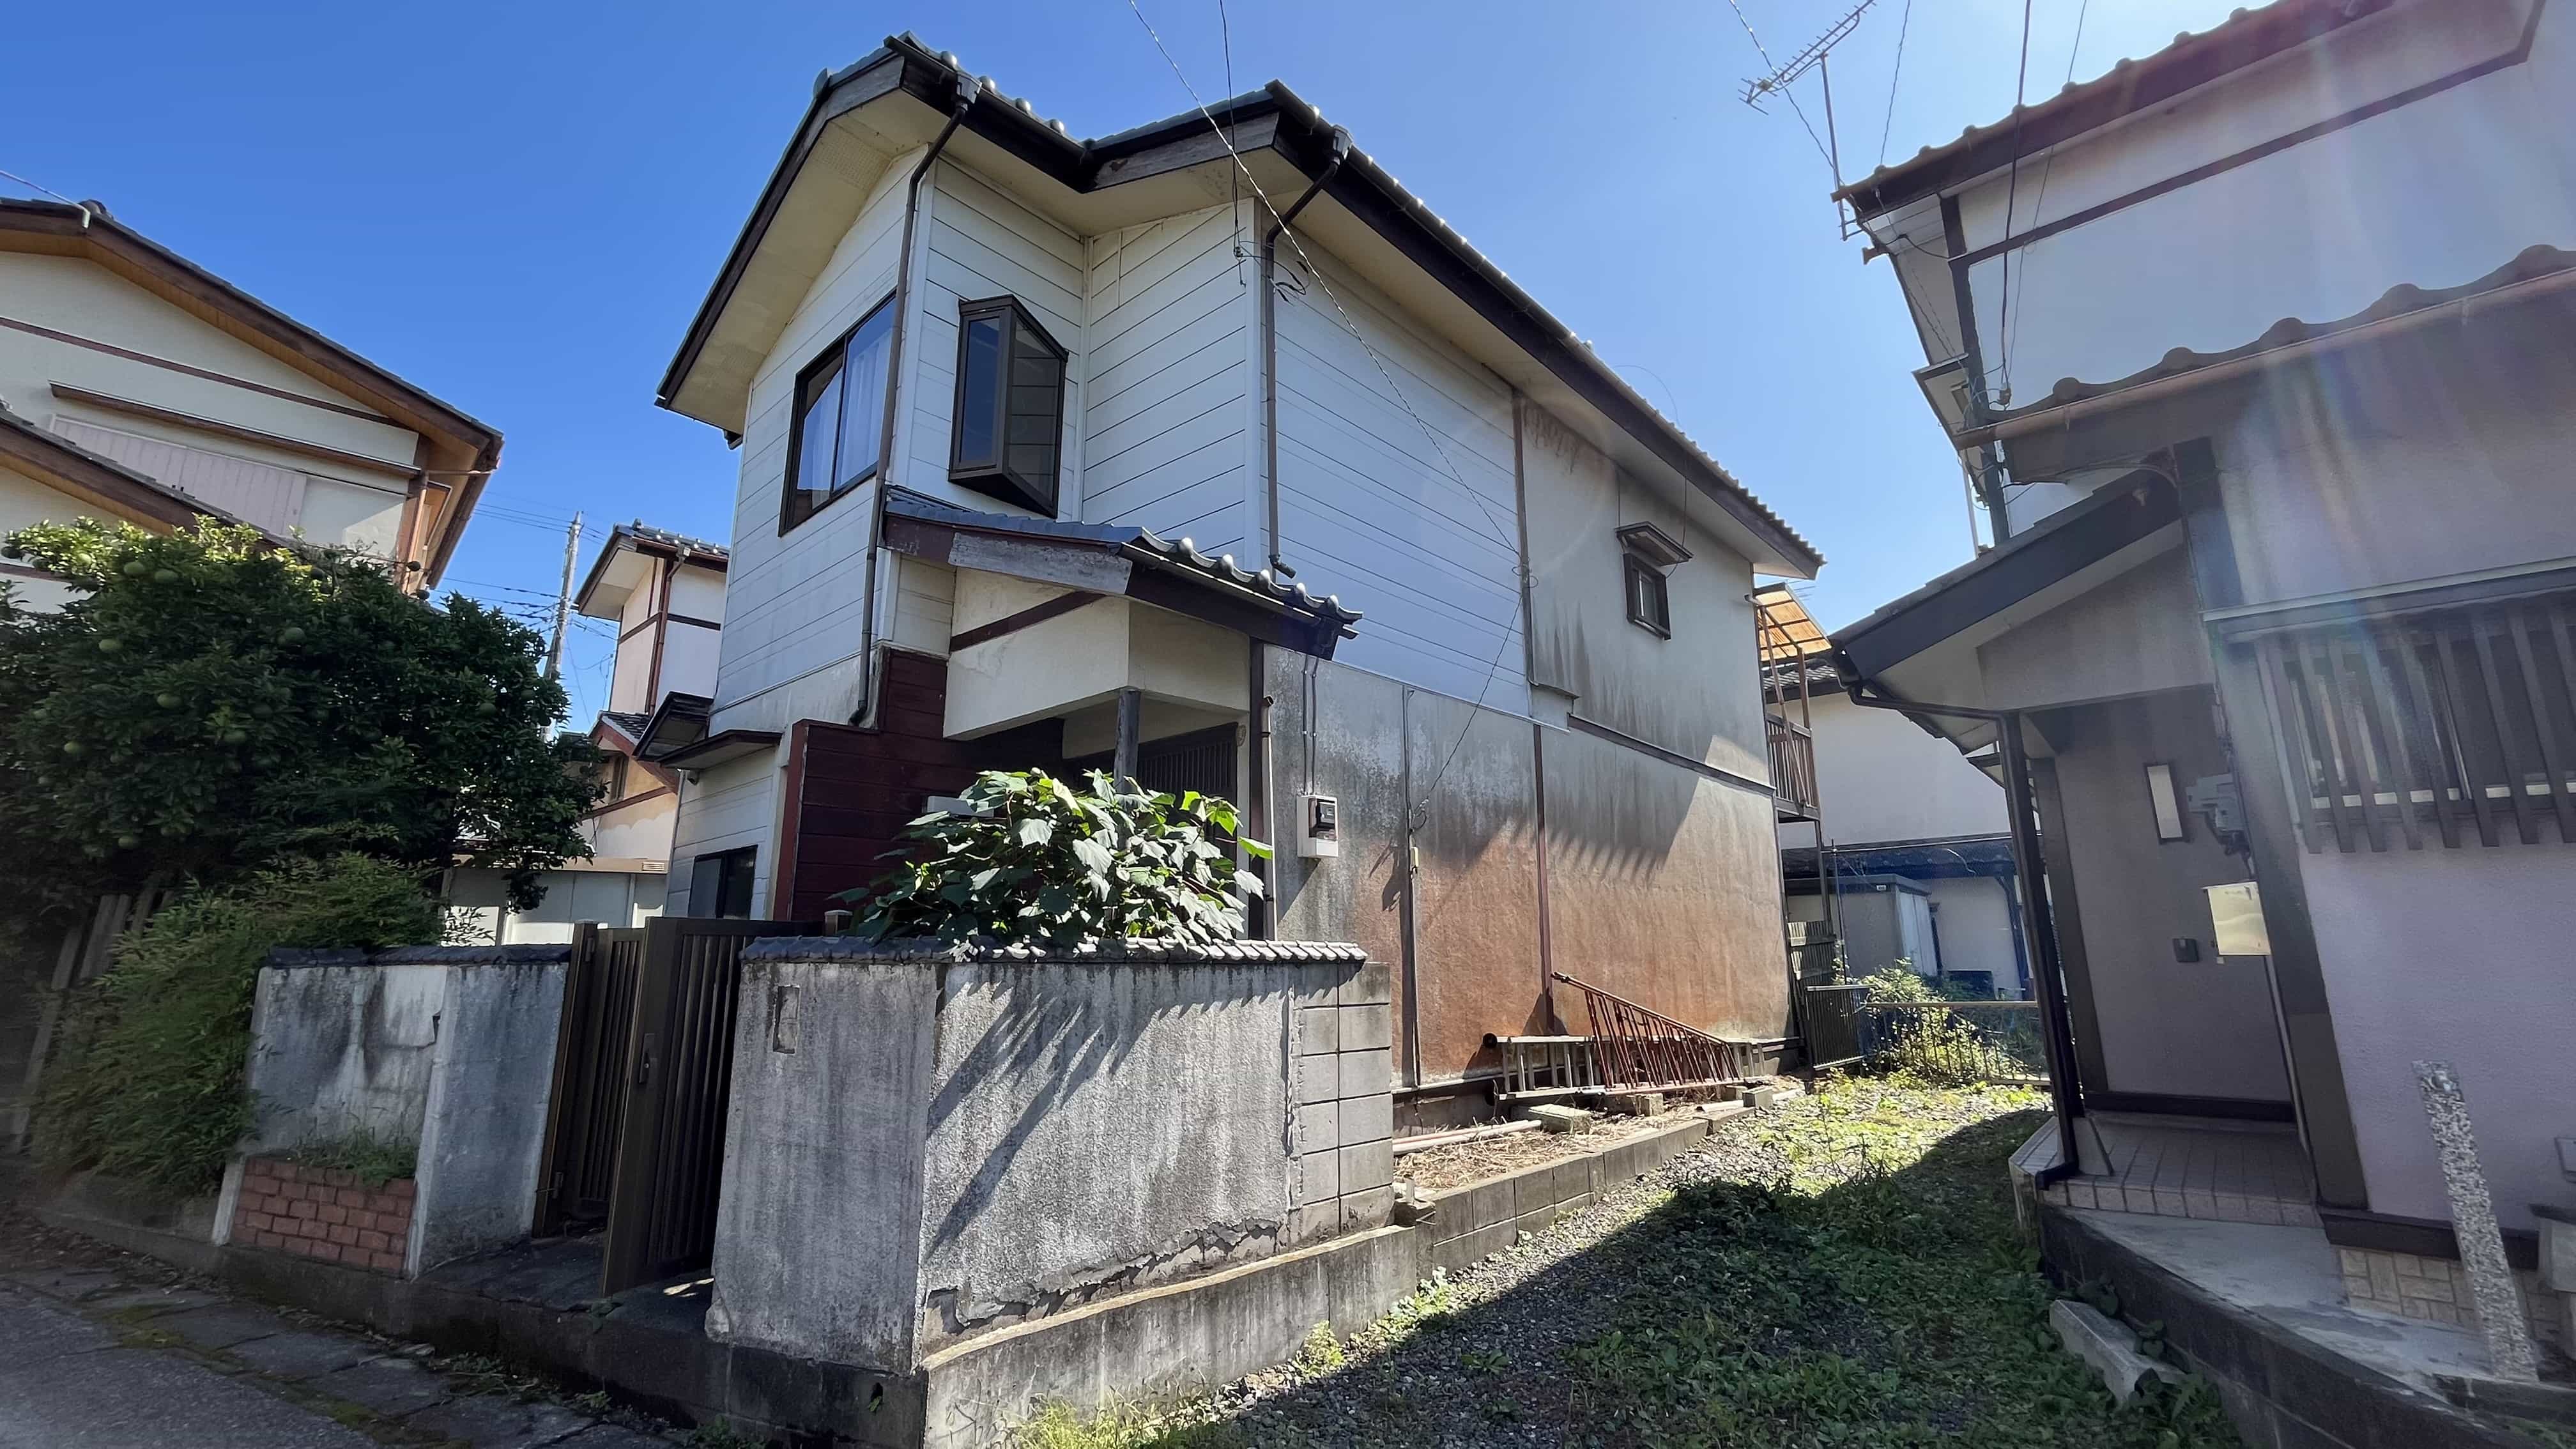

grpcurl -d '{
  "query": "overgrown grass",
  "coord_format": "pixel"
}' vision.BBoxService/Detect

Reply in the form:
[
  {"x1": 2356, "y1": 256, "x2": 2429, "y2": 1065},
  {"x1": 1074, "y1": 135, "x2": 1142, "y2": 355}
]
[
  {"x1": 282, "y1": 1126, "x2": 417, "y2": 1188},
  {"x1": 1014, "y1": 1082, "x2": 2242, "y2": 1448},
  {"x1": 34, "y1": 854, "x2": 440, "y2": 1195}
]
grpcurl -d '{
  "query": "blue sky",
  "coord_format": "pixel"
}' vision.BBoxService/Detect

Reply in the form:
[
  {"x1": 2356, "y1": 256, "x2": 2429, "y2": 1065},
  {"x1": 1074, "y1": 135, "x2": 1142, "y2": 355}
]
[{"x1": 3, "y1": 0, "x2": 2241, "y2": 725}]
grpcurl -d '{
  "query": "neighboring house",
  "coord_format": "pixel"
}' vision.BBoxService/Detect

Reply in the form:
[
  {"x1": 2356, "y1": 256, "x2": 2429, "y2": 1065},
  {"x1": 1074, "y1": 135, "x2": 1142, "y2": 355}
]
[
  {"x1": 641, "y1": 36, "x2": 1823, "y2": 1113},
  {"x1": 445, "y1": 522, "x2": 728, "y2": 942},
  {"x1": 1834, "y1": 0, "x2": 2573, "y2": 1353},
  {"x1": 0, "y1": 197, "x2": 500, "y2": 600}
]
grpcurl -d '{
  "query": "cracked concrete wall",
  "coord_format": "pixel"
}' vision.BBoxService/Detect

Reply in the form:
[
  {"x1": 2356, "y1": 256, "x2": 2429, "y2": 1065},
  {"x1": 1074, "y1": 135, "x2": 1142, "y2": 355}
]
[
  {"x1": 709, "y1": 942, "x2": 1376, "y2": 1372},
  {"x1": 245, "y1": 962, "x2": 446, "y2": 1154},
  {"x1": 410, "y1": 957, "x2": 565, "y2": 1272}
]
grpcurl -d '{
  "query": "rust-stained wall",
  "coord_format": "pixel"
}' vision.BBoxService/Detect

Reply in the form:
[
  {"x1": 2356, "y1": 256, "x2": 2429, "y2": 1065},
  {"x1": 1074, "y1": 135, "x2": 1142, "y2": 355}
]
[
  {"x1": 1268, "y1": 650, "x2": 1789, "y2": 1082},
  {"x1": 1540, "y1": 726, "x2": 1792, "y2": 1043},
  {"x1": 1404, "y1": 692, "x2": 1546, "y2": 1084},
  {"x1": 1520, "y1": 401, "x2": 1767, "y2": 783}
]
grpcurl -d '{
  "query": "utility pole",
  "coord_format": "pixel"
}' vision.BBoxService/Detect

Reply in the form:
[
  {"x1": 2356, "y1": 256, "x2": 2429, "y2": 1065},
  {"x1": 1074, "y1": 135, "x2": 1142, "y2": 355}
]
[{"x1": 546, "y1": 512, "x2": 582, "y2": 682}]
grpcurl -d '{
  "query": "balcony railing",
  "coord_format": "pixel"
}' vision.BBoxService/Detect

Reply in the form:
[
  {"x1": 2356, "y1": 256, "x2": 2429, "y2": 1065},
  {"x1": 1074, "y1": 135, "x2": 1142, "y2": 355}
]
[{"x1": 1768, "y1": 713, "x2": 1819, "y2": 821}]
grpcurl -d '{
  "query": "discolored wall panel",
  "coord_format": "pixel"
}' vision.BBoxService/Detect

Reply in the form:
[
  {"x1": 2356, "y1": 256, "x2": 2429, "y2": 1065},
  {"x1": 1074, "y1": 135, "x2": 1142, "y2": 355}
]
[
  {"x1": 1267, "y1": 655, "x2": 1411, "y2": 1050},
  {"x1": 1540, "y1": 727, "x2": 1791, "y2": 1043},
  {"x1": 1403, "y1": 694, "x2": 1547, "y2": 1084}
]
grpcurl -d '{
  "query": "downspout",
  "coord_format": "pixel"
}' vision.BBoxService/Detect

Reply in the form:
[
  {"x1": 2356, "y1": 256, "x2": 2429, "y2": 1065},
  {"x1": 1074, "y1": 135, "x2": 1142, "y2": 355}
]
[
  {"x1": 1841, "y1": 682, "x2": 2090, "y2": 1184},
  {"x1": 1261, "y1": 127, "x2": 1351, "y2": 576},
  {"x1": 853, "y1": 73, "x2": 977, "y2": 724}
]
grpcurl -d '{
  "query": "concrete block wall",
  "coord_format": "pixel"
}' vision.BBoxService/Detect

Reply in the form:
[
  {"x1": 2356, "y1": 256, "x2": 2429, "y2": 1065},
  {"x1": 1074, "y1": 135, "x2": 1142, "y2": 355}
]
[
  {"x1": 1412, "y1": 1106, "x2": 1750, "y2": 1277},
  {"x1": 224, "y1": 946, "x2": 569, "y2": 1276},
  {"x1": 712, "y1": 937, "x2": 1380, "y2": 1374},
  {"x1": 1289, "y1": 956, "x2": 1397, "y2": 1243}
]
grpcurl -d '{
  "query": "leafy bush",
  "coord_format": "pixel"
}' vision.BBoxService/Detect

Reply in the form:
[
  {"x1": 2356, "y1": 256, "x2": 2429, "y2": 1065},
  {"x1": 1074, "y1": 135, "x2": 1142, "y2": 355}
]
[
  {"x1": 34, "y1": 854, "x2": 441, "y2": 1195},
  {"x1": 1858, "y1": 968, "x2": 2021, "y2": 1087},
  {"x1": 840, "y1": 769, "x2": 1269, "y2": 947},
  {"x1": 0, "y1": 518, "x2": 600, "y2": 917}
]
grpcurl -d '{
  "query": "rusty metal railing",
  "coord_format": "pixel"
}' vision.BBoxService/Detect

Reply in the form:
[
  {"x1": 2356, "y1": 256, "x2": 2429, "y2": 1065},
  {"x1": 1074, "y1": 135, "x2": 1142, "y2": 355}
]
[{"x1": 1550, "y1": 972, "x2": 1752, "y2": 1092}]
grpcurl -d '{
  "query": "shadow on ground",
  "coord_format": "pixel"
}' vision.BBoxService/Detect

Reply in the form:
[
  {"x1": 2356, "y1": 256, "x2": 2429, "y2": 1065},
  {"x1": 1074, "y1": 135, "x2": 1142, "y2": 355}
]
[{"x1": 1062, "y1": 1087, "x2": 2243, "y2": 1449}]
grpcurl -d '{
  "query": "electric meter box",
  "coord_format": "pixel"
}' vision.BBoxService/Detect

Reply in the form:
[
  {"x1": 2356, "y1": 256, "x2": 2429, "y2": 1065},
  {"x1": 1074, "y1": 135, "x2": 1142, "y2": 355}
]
[{"x1": 1299, "y1": 793, "x2": 1340, "y2": 858}]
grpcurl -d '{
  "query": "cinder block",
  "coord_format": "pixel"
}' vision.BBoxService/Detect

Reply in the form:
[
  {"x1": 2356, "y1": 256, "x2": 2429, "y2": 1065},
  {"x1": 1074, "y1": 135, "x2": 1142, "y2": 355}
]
[
  {"x1": 1603, "y1": 1091, "x2": 1666, "y2": 1117},
  {"x1": 1522, "y1": 1104, "x2": 1592, "y2": 1133},
  {"x1": 1301, "y1": 1147, "x2": 1341, "y2": 1204},
  {"x1": 1335, "y1": 1049, "x2": 1392, "y2": 1101},
  {"x1": 1338, "y1": 1138, "x2": 1394, "y2": 1194},
  {"x1": 2538, "y1": 1215, "x2": 2576, "y2": 1292},
  {"x1": 1295, "y1": 1101, "x2": 1338, "y2": 1154},
  {"x1": 1337, "y1": 1003, "x2": 1393, "y2": 1051},
  {"x1": 1297, "y1": 1052, "x2": 1338, "y2": 1105},
  {"x1": 1297, "y1": 1006, "x2": 1340, "y2": 1056},
  {"x1": 1338, "y1": 960, "x2": 1393, "y2": 1007},
  {"x1": 1338, "y1": 1093, "x2": 1393, "y2": 1146},
  {"x1": 1289, "y1": 1202, "x2": 1340, "y2": 1245},
  {"x1": 1434, "y1": 1177, "x2": 1516, "y2": 1237},
  {"x1": 1743, "y1": 1085, "x2": 1778, "y2": 1109},
  {"x1": 1339, "y1": 1183, "x2": 1395, "y2": 1232}
]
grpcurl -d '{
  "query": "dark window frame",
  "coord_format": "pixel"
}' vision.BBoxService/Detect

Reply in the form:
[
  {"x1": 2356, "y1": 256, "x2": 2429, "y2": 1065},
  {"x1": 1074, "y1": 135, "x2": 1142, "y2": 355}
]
[
  {"x1": 689, "y1": 846, "x2": 758, "y2": 919},
  {"x1": 779, "y1": 294, "x2": 896, "y2": 536},
  {"x1": 1624, "y1": 552, "x2": 1672, "y2": 639},
  {"x1": 947, "y1": 295, "x2": 1068, "y2": 516}
]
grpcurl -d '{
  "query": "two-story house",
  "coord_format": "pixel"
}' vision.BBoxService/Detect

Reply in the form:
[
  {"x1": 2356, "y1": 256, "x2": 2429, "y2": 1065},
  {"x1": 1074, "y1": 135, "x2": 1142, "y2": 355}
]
[
  {"x1": 641, "y1": 36, "x2": 1824, "y2": 1116},
  {"x1": 445, "y1": 521, "x2": 728, "y2": 942},
  {"x1": 0, "y1": 198, "x2": 498, "y2": 602},
  {"x1": 1833, "y1": 0, "x2": 2573, "y2": 1369}
]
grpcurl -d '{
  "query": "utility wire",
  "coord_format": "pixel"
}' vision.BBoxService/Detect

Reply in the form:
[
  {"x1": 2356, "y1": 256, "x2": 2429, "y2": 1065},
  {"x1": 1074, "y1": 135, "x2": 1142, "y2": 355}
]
[
  {"x1": 1121, "y1": 0, "x2": 1528, "y2": 822},
  {"x1": 1991, "y1": 0, "x2": 2037, "y2": 404},
  {"x1": 1874, "y1": 0, "x2": 1915, "y2": 170},
  {"x1": 2002, "y1": 0, "x2": 2091, "y2": 394}
]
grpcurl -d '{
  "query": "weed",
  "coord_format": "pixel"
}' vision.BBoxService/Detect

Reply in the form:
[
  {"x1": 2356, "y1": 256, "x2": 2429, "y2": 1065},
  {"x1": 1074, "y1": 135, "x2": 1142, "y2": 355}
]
[
  {"x1": 1290, "y1": 1323, "x2": 1343, "y2": 1375},
  {"x1": 283, "y1": 1128, "x2": 417, "y2": 1188}
]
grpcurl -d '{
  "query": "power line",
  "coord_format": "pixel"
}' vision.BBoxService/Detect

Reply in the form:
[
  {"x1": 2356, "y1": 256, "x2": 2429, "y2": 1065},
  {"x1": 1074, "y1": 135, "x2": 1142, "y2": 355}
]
[
  {"x1": 1121, "y1": 0, "x2": 1529, "y2": 821},
  {"x1": 1991, "y1": 0, "x2": 2037, "y2": 404},
  {"x1": 2003, "y1": 0, "x2": 2091, "y2": 393},
  {"x1": 1874, "y1": 0, "x2": 1915, "y2": 171}
]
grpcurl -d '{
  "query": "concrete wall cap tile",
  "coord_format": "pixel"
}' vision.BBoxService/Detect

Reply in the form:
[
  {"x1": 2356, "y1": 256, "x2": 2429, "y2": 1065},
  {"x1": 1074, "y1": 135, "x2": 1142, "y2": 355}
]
[
  {"x1": 739, "y1": 935, "x2": 1370, "y2": 966},
  {"x1": 266, "y1": 944, "x2": 572, "y2": 969}
]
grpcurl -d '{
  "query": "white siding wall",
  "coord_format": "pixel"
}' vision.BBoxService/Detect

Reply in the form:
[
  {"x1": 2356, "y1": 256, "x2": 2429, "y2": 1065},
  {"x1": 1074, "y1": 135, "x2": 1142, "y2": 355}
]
[
  {"x1": 903, "y1": 163, "x2": 1085, "y2": 516},
  {"x1": 1802, "y1": 691, "x2": 2009, "y2": 847},
  {"x1": 1272, "y1": 247, "x2": 1526, "y2": 711},
  {"x1": 49, "y1": 416, "x2": 407, "y2": 557},
  {"x1": 709, "y1": 151, "x2": 917, "y2": 733},
  {"x1": 664, "y1": 752, "x2": 780, "y2": 917},
  {"x1": 1080, "y1": 205, "x2": 1251, "y2": 553}
]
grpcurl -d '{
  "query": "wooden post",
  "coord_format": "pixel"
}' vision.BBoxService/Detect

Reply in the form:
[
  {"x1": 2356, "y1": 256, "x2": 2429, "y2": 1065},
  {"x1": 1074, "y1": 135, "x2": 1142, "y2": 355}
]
[{"x1": 1113, "y1": 687, "x2": 1142, "y2": 788}]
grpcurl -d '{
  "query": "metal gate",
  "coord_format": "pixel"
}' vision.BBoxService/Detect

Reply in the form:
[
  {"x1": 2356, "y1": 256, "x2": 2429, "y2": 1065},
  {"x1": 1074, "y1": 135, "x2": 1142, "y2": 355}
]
[
  {"x1": 597, "y1": 915, "x2": 816, "y2": 1296},
  {"x1": 1800, "y1": 981, "x2": 1868, "y2": 1070},
  {"x1": 532, "y1": 924, "x2": 645, "y2": 1236}
]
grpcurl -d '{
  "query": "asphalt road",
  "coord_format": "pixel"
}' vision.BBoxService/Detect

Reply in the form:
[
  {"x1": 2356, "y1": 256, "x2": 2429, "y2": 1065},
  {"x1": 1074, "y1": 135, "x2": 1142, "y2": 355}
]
[{"x1": 0, "y1": 1281, "x2": 376, "y2": 1448}]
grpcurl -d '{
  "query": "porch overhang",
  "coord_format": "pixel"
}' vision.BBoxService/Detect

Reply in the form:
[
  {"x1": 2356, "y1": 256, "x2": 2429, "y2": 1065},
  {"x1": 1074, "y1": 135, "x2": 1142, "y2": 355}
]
[
  {"x1": 881, "y1": 490, "x2": 1359, "y2": 660},
  {"x1": 1828, "y1": 471, "x2": 2181, "y2": 751}
]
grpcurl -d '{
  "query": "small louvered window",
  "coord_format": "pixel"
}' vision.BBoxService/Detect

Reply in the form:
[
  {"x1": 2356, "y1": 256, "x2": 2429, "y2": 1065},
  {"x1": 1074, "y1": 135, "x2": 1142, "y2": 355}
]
[{"x1": 2259, "y1": 591, "x2": 2576, "y2": 850}]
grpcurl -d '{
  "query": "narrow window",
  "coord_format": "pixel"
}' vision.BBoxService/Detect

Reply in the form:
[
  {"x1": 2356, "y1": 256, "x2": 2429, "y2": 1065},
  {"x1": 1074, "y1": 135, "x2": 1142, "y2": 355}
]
[
  {"x1": 781, "y1": 296, "x2": 896, "y2": 533},
  {"x1": 949, "y1": 296, "x2": 1067, "y2": 515},
  {"x1": 1624, "y1": 554, "x2": 1671, "y2": 638},
  {"x1": 688, "y1": 846, "x2": 758, "y2": 919}
]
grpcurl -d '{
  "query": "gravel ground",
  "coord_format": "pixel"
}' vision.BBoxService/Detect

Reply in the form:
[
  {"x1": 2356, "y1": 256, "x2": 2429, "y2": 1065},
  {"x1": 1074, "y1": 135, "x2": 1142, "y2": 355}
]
[{"x1": 1038, "y1": 1081, "x2": 2201, "y2": 1449}]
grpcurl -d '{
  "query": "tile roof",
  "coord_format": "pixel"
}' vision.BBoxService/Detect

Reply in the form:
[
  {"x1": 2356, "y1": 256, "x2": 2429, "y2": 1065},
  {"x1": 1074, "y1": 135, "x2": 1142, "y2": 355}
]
[
  {"x1": 1837, "y1": 0, "x2": 2384, "y2": 215},
  {"x1": 884, "y1": 490, "x2": 1363, "y2": 632},
  {"x1": 597, "y1": 710, "x2": 653, "y2": 741},
  {"x1": 1989, "y1": 243, "x2": 2576, "y2": 425},
  {"x1": 615, "y1": 520, "x2": 728, "y2": 560}
]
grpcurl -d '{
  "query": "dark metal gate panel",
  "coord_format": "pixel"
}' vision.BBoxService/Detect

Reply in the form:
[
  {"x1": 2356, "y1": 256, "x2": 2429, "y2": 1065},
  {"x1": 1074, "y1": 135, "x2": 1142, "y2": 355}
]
[
  {"x1": 1800, "y1": 982, "x2": 1867, "y2": 1070},
  {"x1": 599, "y1": 916, "x2": 815, "y2": 1296},
  {"x1": 533, "y1": 923, "x2": 645, "y2": 1236}
]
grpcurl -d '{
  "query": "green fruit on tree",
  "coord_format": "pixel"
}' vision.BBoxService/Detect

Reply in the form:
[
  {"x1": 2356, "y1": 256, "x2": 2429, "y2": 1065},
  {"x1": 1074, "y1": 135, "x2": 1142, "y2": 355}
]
[
  {"x1": 155, "y1": 692, "x2": 181, "y2": 709},
  {"x1": 96, "y1": 637, "x2": 123, "y2": 654},
  {"x1": 61, "y1": 740, "x2": 83, "y2": 756},
  {"x1": 153, "y1": 568, "x2": 179, "y2": 583},
  {"x1": 116, "y1": 834, "x2": 139, "y2": 850},
  {"x1": 477, "y1": 699, "x2": 498, "y2": 715},
  {"x1": 121, "y1": 560, "x2": 148, "y2": 577},
  {"x1": 220, "y1": 728, "x2": 249, "y2": 745},
  {"x1": 279, "y1": 625, "x2": 306, "y2": 643}
]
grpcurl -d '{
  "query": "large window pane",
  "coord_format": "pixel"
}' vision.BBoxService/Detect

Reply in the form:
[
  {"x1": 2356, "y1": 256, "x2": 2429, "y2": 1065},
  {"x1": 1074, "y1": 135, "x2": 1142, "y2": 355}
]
[
  {"x1": 790, "y1": 358, "x2": 842, "y2": 520},
  {"x1": 836, "y1": 305, "x2": 895, "y2": 491},
  {"x1": 954, "y1": 314, "x2": 1004, "y2": 471}
]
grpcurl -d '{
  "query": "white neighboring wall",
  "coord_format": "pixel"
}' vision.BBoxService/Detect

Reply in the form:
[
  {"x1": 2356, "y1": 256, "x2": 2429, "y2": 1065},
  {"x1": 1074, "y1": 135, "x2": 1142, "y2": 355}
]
[{"x1": 1800, "y1": 691, "x2": 2008, "y2": 848}]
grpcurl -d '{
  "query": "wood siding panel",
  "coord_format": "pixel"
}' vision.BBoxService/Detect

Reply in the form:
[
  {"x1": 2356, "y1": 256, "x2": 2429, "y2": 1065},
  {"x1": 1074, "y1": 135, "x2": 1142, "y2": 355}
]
[
  {"x1": 1080, "y1": 208, "x2": 1248, "y2": 553},
  {"x1": 1271, "y1": 249, "x2": 1524, "y2": 710},
  {"x1": 776, "y1": 651, "x2": 980, "y2": 918}
]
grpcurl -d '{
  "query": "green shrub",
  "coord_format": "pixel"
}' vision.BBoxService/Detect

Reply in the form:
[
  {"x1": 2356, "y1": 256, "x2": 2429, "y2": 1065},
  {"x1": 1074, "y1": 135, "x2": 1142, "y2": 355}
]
[
  {"x1": 282, "y1": 1126, "x2": 418, "y2": 1188},
  {"x1": 34, "y1": 853, "x2": 440, "y2": 1195},
  {"x1": 1858, "y1": 968, "x2": 2020, "y2": 1087},
  {"x1": 839, "y1": 769, "x2": 1269, "y2": 947}
]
